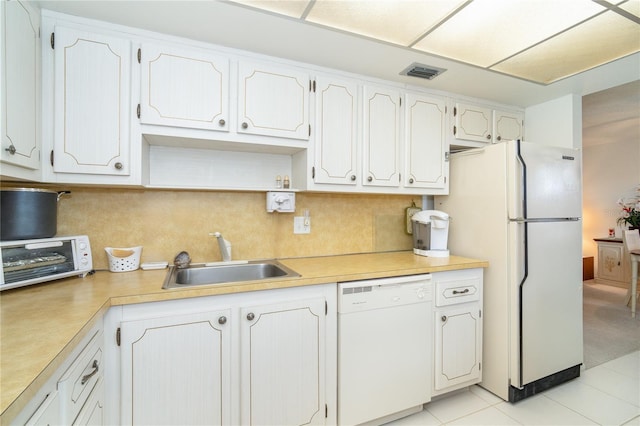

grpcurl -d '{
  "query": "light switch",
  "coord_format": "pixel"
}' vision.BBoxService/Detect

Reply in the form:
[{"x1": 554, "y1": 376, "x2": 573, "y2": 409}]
[{"x1": 294, "y1": 216, "x2": 311, "y2": 234}]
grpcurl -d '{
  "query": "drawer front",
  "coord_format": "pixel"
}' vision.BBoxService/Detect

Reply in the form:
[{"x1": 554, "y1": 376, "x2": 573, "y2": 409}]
[
  {"x1": 58, "y1": 330, "x2": 104, "y2": 424},
  {"x1": 435, "y1": 278, "x2": 480, "y2": 306}
]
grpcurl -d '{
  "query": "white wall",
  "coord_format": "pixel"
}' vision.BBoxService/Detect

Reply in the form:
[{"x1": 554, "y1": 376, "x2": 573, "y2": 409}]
[
  {"x1": 583, "y1": 139, "x2": 640, "y2": 259},
  {"x1": 525, "y1": 94, "x2": 582, "y2": 149}
]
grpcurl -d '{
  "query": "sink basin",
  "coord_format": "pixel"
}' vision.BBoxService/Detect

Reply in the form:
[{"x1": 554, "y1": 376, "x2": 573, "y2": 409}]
[{"x1": 162, "y1": 260, "x2": 300, "y2": 289}]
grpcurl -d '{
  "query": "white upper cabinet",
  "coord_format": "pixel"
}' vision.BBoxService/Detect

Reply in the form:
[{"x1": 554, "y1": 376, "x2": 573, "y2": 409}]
[
  {"x1": 313, "y1": 76, "x2": 358, "y2": 185},
  {"x1": 404, "y1": 93, "x2": 448, "y2": 190},
  {"x1": 52, "y1": 25, "x2": 132, "y2": 176},
  {"x1": 238, "y1": 61, "x2": 310, "y2": 140},
  {"x1": 453, "y1": 102, "x2": 493, "y2": 144},
  {"x1": 453, "y1": 102, "x2": 524, "y2": 145},
  {"x1": 1, "y1": 0, "x2": 40, "y2": 172},
  {"x1": 494, "y1": 109, "x2": 524, "y2": 142},
  {"x1": 362, "y1": 85, "x2": 401, "y2": 187},
  {"x1": 139, "y1": 43, "x2": 229, "y2": 131}
]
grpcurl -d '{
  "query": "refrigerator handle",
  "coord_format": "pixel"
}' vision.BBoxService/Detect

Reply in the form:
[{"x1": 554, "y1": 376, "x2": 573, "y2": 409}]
[{"x1": 515, "y1": 140, "x2": 528, "y2": 390}]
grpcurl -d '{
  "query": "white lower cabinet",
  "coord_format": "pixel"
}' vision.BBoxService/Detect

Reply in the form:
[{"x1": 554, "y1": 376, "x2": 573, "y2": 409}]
[
  {"x1": 15, "y1": 322, "x2": 104, "y2": 426},
  {"x1": 432, "y1": 269, "x2": 483, "y2": 395},
  {"x1": 112, "y1": 284, "x2": 336, "y2": 426},
  {"x1": 240, "y1": 298, "x2": 326, "y2": 425},
  {"x1": 25, "y1": 391, "x2": 60, "y2": 426},
  {"x1": 119, "y1": 309, "x2": 232, "y2": 425}
]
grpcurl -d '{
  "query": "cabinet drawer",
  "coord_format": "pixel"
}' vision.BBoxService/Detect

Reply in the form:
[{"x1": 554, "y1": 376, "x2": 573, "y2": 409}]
[
  {"x1": 57, "y1": 330, "x2": 103, "y2": 424},
  {"x1": 435, "y1": 278, "x2": 480, "y2": 306}
]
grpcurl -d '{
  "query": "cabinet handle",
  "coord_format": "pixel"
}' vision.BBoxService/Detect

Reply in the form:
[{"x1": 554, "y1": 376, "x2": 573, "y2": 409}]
[
  {"x1": 81, "y1": 360, "x2": 99, "y2": 385},
  {"x1": 242, "y1": 122, "x2": 248, "y2": 129},
  {"x1": 350, "y1": 175, "x2": 356, "y2": 181},
  {"x1": 246, "y1": 312, "x2": 255, "y2": 321},
  {"x1": 496, "y1": 135, "x2": 502, "y2": 141},
  {"x1": 219, "y1": 119, "x2": 226, "y2": 126},
  {"x1": 367, "y1": 176, "x2": 373, "y2": 182},
  {"x1": 5, "y1": 144, "x2": 16, "y2": 155},
  {"x1": 441, "y1": 315, "x2": 447, "y2": 322},
  {"x1": 218, "y1": 316, "x2": 227, "y2": 325},
  {"x1": 409, "y1": 178, "x2": 414, "y2": 184},
  {"x1": 114, "y1": 162, "x2": 123, "y2": 170},
  {"x1": 452, "y1": 288, "x2": 470, "y2": 295},
  {"x1": 486, "y1": 134, "x2": 492, "y2": 140}
]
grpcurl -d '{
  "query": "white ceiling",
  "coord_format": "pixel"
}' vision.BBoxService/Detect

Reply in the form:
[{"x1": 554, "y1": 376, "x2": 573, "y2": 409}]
[
  {"x1": 31, "y1": 0, "x2": 640, "y2": 108},
  {"x1": 229, "y1": 0, "x2": 640, "y2": 85}
]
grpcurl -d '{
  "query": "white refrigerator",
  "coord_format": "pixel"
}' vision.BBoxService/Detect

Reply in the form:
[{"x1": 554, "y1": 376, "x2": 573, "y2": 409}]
[{"x1": 435, "y1": 140, "x2": 583, "y2": 402}]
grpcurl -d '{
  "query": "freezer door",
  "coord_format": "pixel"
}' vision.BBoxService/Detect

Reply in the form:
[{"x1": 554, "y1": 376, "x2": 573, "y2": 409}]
[
  {"x1": 509, "y1": 219, "x2": 583, "y2": 388},
  {"x1": 509, "y1": 141, "x2": 582, "y2": 219}
]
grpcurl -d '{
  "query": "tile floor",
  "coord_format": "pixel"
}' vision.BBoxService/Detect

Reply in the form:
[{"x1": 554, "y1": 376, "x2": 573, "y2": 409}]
[{"x1": 388, "y1": 350, "x2": 640, "y2": 426}]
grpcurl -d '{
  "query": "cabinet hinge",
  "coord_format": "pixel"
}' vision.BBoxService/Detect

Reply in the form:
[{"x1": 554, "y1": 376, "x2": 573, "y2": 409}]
[
  {"x1": 49, "y1": 150, "x2": 54, "y2": 167},
  {"x1": 453, "y1": 125, "x2": 457, "y2": 136},
  {"x1": 312, "y1": 166, "x2": 315, "y2": 179},
  {"x1": 398, "y1": 173, "x2": 401, "y2": 183},
  {"x1": 479, "y1": 362, "x2": 481, "y2": 371},
  {"x1": 309, "y1": 124, "x2": 311, "y2": 137},
  {"x1": 325, "y1": 404, "x2": 328, "y2": 418},
  {"x1": 137, "y1": 48, "x2": 141, "y2": 64},
  {"x1": 445, "y1": 151, "x2": 450, "y2": 162},
  {"x1": 479, "y1": 309, "x2": 482, "y2": 318},
  {"x1": 116, "y1": 327, "x2": 121, "y2": 346},
  {"x1": 50, "y1": 32, "x2": 54, "y2": 49},
  {"x1": 137, "y1": 104, "x2": 141, "y2": 119}
]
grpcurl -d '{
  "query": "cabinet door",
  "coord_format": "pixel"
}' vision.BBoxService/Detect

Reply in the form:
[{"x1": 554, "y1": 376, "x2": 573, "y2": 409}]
[
  {"x1": 598, "y1": 243, "x2": 624, "y2": 282},
  {"x1": 434, "y1": 305, "x2": 482, "y2": 391},
  {"x1": 1, "y1": 0, "x2": 40, "y2": 170},
  {"x1": 404, "y1": 93, "x2": 447, "y2": 189},
  {"x1": 119, "y1": 309, "x2": 231, "y2": 425},
  {"x1": 140, "y1": 43, "x2": 229, "y2": 131},
  {"x1": 453, "y1": 102, "x2": 492, "y2": 143},
  {"x1": 494, "y1": 110, "x2": 524, "y2": 142},
  {"x1": 25, "y1": 391, "x2": 60, "y2": 426},
  {"x1": 363, "y1": 86, "x2": 401, "y2": 187},
  {"x1": 238, "y1": 61, "x2": 310, "y2": 140},
  {"x1": 72, "y1": 378, "x2": 103, "y2": 426},
  {"x1": 314, "y1": 76, "x2": 358, "y2": 185},
  {"x1": 240, "y1": 297, "x2": 326, "y2": 426},
  {"x1": 53, "y1": 26, "x2": 131, "y2": 175}
]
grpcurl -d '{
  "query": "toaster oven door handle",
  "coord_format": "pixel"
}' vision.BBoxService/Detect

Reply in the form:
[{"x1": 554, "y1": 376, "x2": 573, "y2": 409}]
[{"x1": 24, "y1": 241, "x2": 64, "y2": 250}]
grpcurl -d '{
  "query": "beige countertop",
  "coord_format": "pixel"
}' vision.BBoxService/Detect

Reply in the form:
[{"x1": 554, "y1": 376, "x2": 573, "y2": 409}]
[{"x1": 0, "y1": 251, "x2": 487, "y2": 423}]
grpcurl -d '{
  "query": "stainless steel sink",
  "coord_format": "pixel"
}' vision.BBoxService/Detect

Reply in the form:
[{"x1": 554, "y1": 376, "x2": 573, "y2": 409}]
[{"x1": 162, "y1": 260, "x2": 300, "y2": 289}]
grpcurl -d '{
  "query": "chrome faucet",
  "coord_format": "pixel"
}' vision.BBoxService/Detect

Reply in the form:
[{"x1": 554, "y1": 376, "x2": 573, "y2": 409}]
[{"x1": 210, "y1": 232, "x2": 231, "y2": 262}]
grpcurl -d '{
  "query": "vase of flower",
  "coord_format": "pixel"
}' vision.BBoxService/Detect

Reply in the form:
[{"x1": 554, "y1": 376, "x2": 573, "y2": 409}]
[{"x1": 617, "y1": 189, "x2": 640, "y2": 230}]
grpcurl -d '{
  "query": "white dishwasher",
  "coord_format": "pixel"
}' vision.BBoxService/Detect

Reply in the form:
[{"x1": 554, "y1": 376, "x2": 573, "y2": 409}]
[{"x1": 338, "y1": 274, "x2": 433, "y2": 426}]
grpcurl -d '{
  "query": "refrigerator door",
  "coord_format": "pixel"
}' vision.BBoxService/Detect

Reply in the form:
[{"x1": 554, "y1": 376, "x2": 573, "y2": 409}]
[
  {"x1": 509, "y1": 141, "x2": 582, "y2": 219},
  {"x1": 510, "y1": 219, "x2": 583, "y2": 387}
]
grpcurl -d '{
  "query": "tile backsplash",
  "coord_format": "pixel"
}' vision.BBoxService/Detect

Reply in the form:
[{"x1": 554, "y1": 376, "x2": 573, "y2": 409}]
[{"x1": 32, "y1": 186, "x2": 418, "y2": 269}]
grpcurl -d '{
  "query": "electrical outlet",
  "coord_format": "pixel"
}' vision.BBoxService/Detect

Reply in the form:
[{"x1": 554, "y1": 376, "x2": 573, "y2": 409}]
[{"x1": 294, "y1": 216, "x2": 311, "y2": 234}]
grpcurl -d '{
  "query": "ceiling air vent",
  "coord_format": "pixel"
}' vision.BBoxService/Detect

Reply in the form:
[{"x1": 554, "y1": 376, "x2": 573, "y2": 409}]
[{"x1": 400, "y1": 63, "x2": 446, "y2": 80}]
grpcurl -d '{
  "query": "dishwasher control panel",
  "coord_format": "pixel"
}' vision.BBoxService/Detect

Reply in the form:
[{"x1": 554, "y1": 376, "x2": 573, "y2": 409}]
[{"x1": 338, "y1": 274, "x2": 432, "y2": 313}]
